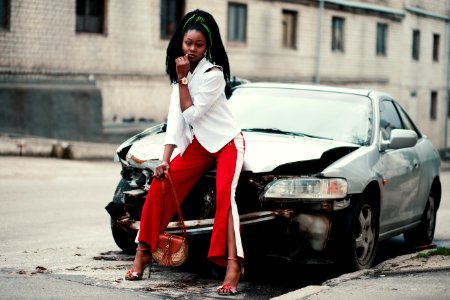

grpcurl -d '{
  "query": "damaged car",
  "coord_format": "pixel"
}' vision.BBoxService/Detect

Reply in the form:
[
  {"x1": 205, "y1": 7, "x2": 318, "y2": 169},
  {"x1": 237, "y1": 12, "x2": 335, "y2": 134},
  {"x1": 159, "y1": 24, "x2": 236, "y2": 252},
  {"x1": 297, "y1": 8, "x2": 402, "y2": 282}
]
[{"x1": 106, "y1": 82, "x2": 442, "y2": 271}]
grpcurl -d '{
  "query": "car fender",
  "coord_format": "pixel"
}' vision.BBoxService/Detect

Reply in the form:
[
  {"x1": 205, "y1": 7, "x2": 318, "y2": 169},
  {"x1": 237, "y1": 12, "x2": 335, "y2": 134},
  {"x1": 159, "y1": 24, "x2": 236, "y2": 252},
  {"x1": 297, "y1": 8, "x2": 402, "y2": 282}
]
[{"x1": 321, "y1": 145, "x2": 382, "y2": 195}]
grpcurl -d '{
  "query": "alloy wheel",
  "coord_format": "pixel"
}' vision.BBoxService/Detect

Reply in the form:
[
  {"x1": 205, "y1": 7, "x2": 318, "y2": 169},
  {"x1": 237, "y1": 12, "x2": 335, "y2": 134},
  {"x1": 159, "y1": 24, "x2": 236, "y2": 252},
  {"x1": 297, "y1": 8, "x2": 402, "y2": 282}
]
[{"x1": 355, "y1": 203, "x2": 376, "y2": 266}]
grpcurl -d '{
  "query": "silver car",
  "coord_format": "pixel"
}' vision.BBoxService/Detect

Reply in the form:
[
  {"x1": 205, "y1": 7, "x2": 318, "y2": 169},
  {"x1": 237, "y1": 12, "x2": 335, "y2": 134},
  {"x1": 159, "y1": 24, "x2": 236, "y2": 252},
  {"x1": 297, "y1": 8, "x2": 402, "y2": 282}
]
[{"x1": 108, "y1": 82, "x2": 442, "y2": 271}]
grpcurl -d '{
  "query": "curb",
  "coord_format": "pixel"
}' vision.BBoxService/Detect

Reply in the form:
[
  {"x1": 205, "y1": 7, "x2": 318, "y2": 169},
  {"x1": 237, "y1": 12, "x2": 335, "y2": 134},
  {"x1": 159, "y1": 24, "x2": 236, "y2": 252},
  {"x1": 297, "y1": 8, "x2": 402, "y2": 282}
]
[
  {"x1": 274, "y1": 248, "x2": 450, "y2": 300},
  {"x1": 323, "y1": 249, "x2": 450, "y2": 287},
  {"x1": 271, "y1": 286, "x2": 330, "y2": 300},
  {"x1": 373, "y1": 266, "x2": 450, "y2": 276},
  {"x1": 0, "y1": 135, "x2": 118, "y2": 161},
  {"x1": 272, "y1": 266, "x2": 450, "y2": 300}
]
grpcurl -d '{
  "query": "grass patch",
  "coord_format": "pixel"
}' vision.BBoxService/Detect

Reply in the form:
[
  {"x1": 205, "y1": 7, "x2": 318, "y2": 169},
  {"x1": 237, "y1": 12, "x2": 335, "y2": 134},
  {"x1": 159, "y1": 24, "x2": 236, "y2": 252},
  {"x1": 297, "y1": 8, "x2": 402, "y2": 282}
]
[{"x1": 416, "y1": 247, "x2": 450, "y2": 259}]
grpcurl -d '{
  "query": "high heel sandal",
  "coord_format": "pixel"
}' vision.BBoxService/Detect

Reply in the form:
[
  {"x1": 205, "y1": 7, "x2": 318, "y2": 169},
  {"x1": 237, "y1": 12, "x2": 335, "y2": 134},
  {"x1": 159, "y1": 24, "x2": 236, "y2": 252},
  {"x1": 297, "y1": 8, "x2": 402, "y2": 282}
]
[
  {"x1": 217, "y1": 257, "x2": 244, "y2": 296},
  {"x1": 125, "y1": 246, "x2": 153, "y2": 281}
]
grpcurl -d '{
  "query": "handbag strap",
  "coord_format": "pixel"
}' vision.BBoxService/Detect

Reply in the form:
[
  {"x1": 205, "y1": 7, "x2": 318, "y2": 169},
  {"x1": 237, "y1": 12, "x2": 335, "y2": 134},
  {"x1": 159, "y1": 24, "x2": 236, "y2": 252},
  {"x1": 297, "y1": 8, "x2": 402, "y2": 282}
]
[{"x1": 161, "y1": 173, "x2": 187, "y2": 238}]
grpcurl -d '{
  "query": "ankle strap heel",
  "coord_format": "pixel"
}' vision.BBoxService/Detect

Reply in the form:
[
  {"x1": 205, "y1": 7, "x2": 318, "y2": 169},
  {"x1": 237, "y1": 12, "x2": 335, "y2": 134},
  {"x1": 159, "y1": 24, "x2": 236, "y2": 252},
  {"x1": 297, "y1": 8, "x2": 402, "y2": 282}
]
[{"x1": 227, "y1": 257, "x2": 244, "y2": 276}]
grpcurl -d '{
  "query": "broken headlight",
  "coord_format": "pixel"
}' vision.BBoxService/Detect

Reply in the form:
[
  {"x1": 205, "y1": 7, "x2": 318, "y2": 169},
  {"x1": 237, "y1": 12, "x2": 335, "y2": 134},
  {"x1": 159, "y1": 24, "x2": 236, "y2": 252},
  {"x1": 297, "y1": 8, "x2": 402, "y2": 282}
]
[{"x1": 261, "y1": 178, "x2": 347, "y2": 201}]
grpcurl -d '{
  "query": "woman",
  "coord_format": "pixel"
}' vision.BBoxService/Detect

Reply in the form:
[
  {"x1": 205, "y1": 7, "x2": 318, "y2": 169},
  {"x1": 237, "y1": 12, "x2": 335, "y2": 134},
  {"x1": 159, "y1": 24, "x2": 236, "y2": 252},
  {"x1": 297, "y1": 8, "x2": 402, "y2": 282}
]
[{"x1": 125, "y1": 9, "x2": 245, "y2": 295}]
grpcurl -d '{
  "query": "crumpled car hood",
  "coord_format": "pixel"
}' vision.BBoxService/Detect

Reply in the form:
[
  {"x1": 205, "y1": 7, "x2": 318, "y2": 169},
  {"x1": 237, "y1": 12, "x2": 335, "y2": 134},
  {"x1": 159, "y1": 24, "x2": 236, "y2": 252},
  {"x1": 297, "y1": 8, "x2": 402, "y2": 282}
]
[
  {"x1": 118, "y1": 127, "x2": 359, "y2": 173},
  {"x1": 241, "y1": 132, "x2": 358, "y2": 172}
]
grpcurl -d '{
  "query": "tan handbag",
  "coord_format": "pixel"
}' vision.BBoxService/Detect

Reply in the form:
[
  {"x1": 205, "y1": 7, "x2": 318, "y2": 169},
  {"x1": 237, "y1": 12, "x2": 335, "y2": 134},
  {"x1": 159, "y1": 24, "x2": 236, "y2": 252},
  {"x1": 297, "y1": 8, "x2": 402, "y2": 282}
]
[{"x1": 152, "y1": 173, "x2": 188, "y2": 267}]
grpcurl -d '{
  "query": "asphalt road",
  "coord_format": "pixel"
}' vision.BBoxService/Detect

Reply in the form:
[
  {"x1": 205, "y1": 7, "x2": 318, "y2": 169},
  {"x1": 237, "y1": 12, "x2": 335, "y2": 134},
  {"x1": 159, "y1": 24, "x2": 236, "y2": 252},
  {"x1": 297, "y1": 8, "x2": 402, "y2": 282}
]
[{"x1": 0, "y1": 156, "x2": 448, "y2": 299}]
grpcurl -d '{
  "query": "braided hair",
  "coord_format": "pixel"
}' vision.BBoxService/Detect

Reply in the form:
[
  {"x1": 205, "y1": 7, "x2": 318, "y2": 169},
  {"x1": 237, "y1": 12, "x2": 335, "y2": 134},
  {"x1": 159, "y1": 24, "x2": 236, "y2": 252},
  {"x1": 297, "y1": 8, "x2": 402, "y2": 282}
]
[{"x1": 165, "y1": 9, "x2": 230, "y2": 84}]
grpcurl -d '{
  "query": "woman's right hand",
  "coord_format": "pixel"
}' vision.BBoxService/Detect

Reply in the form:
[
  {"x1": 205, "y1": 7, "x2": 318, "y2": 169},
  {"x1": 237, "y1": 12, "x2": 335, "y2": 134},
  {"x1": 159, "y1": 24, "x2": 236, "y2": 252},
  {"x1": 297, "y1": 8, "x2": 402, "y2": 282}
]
[
  {"x1": 154, "y1": 161, "x2": 170, "y2": 179},
  {"x1": 175, "y1": 54, "x2": 190, "y2": 78}
]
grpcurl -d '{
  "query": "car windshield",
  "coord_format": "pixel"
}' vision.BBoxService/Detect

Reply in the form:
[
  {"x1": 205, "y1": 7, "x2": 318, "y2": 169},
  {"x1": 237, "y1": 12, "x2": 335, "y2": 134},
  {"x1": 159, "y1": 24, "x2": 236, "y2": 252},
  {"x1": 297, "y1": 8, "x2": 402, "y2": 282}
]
[{"x1": 228, "y1": 86, "x2": 373, "y2": 146}]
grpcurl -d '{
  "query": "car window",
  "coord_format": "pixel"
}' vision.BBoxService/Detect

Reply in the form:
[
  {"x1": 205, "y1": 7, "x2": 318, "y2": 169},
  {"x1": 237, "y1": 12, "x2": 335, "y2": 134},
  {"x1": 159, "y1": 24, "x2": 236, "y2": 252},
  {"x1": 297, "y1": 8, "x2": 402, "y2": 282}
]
[
  {"x1": 379, "y1": 100, "x2": 403, "y2": 140},
  {"x1": 394, "y1": 102, "x2": 423, "y2": 139},
  {"x1": 228, "y1": 87, "x2": 373, "y2": 146}
]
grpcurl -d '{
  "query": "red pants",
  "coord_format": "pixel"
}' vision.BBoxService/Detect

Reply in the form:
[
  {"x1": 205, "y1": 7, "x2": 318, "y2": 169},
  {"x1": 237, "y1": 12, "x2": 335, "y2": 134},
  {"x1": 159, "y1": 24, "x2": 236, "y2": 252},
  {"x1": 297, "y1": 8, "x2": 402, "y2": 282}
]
[{"x1": 138, "y1": 134, "x2": 245, "y2": 266}]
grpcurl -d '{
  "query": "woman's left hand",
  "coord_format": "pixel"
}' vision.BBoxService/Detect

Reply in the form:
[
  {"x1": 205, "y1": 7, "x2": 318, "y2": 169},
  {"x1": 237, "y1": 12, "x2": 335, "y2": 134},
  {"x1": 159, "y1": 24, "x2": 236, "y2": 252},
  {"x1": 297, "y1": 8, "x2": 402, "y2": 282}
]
[
  {"x1": 154, "y1": 161, "x2": 170, "y2": 180},
  {"x1": 175, "y1": 54, "x2": 190, "y2": 78}
]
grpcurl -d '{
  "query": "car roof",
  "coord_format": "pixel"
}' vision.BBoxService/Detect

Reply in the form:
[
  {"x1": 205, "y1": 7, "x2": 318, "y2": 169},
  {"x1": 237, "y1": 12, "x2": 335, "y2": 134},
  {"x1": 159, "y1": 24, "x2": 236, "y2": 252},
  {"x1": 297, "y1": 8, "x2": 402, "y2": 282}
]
[{"x1": 235, "y1": 82, "x2": 373, "y2": 97}]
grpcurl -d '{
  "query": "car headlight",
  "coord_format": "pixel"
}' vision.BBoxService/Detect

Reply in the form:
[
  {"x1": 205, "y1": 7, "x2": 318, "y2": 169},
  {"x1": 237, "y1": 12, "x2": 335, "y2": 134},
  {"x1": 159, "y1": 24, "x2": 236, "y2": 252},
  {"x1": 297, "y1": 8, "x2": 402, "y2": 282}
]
[{"x1": 261, "y1": 178, "x2": 348, "y2": 201}]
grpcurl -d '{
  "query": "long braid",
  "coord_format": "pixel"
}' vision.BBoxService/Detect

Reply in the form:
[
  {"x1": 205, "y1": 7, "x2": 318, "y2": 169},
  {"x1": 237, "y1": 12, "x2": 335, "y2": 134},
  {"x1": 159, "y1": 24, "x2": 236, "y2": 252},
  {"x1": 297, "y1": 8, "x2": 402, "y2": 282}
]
[{"x1": 165, "y1": 9, "x2": 230, "y2": 84}]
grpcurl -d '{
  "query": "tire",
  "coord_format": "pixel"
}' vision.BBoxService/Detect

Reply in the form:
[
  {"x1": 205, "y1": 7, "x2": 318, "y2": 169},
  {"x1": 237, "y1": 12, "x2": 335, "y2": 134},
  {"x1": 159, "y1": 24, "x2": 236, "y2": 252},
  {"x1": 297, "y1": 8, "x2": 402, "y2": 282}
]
[
  {"x1": 342, "y1": 198, "x2": 379, "y2": 271},
  {"x1": 110, "y1": 179, "x2": 138, "y2": 254},
  {"x1": 404, "y1": 190, "x2": 437, "y2": 247}
]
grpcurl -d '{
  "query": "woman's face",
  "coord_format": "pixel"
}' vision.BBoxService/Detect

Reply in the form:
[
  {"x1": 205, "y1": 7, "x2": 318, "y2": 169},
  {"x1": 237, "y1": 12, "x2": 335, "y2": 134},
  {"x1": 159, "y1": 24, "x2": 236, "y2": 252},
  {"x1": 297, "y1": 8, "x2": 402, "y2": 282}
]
[{"x1": 182, "y1": 29, "x2": 207, "y2": 64}]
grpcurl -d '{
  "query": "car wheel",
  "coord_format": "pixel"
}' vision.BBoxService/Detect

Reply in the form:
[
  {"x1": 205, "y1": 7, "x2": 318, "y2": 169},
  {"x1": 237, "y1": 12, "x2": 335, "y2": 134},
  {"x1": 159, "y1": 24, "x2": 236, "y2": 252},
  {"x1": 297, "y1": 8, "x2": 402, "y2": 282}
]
[
  {"x1": 404, "y1": 190, "x2": 437, "y2": 247},
  {"x1": 343, "y1": 198, "x2": 379, "y2": 271},
  {"x1": 110, "y1": 179, "x2": 138, "y2": 254}
]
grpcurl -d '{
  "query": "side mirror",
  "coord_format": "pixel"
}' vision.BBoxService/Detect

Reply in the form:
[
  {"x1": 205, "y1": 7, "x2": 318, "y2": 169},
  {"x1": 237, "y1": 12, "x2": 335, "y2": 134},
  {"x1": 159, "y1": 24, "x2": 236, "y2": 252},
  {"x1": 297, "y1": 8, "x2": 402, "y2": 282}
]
[{"x1": 380, "y1": 129, "x2": 417, "y2": 151}]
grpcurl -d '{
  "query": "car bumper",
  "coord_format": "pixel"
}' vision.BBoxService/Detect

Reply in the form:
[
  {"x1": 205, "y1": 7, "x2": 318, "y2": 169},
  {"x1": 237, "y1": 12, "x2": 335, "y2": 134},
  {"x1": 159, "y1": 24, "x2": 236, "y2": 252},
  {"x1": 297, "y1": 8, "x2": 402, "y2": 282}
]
[{"x1": 118, "y1": 209, "x2": 332, "y2": 252}]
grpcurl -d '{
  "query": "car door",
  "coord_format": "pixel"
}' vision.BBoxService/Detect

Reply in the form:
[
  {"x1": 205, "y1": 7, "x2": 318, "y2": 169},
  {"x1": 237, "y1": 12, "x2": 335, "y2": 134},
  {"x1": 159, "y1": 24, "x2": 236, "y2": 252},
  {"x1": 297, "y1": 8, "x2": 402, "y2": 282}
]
[
  {"x1": 376, "y1": 99, "x2": 421, "y2": 234},
  {"x1": 394, "y1": 101, "x2": 433, "y2": 220}
]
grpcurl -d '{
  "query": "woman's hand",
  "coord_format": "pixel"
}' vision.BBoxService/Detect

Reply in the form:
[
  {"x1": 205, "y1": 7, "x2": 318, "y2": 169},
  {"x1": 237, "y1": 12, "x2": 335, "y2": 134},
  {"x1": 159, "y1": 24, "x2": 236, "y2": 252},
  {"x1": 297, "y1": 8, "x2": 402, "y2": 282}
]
[
  {"x1": 175, "y1": 54, "x2": 190, "y2": 78},
  {"x1": 154, "y1": 161, "x2": 170, "y2": 179}
]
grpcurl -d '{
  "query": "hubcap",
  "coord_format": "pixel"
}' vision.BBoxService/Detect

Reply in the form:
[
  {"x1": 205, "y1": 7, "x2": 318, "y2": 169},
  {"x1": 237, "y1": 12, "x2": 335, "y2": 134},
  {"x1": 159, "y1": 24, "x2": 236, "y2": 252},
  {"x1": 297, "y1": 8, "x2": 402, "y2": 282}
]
[
  {"x1": 355, "y1": 204, "x2": 375, "y2": 265},
  {"x1": 426, "y1": 195, "x2": 436, "y2": 239}
]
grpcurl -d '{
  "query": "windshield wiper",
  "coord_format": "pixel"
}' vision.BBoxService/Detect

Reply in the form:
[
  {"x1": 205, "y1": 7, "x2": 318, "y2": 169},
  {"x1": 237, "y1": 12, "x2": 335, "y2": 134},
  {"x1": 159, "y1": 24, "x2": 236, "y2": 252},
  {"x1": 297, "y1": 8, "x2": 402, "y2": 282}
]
[{"x1": 242, "y1": 128, "x2": 334, "y2": 140}]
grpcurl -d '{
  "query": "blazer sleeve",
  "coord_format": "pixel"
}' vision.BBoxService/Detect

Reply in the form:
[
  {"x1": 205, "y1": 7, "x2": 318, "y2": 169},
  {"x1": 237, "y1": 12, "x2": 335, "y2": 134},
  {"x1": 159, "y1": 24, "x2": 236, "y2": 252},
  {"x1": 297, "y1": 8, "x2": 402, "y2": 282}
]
[
  {"x1": 182, "y1": 70, "x2": 226, "y2": 125},
  {"x1": 164, "y1": 85, "x2": 180, "y2": 146}
]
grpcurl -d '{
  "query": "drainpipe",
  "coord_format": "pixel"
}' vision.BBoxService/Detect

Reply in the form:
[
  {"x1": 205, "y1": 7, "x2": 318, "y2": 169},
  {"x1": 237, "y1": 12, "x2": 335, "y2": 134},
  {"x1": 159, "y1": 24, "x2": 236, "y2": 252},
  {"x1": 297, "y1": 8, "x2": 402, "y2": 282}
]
[{"x1": 314, "y1": 0, "x2": 325, "y2": 84}]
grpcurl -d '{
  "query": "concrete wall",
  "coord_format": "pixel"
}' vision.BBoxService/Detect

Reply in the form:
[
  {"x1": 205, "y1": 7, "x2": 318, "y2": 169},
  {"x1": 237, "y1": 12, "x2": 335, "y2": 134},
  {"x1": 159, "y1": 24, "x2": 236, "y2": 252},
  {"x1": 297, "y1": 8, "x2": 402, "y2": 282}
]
[
  {"x1": 0, "y1": 81, "x2": 102, "y2": 142},
  {"x1": 0, "y1": 0, "x2": 170, "y2": 124}
]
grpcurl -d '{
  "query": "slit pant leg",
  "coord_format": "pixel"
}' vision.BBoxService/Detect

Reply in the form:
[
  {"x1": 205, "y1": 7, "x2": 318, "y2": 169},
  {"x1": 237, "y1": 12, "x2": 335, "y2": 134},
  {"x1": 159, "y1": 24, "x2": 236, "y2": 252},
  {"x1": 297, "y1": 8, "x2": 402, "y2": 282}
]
[{"x1": 208, "y1": 134, "x2": 245, "y2": 266}]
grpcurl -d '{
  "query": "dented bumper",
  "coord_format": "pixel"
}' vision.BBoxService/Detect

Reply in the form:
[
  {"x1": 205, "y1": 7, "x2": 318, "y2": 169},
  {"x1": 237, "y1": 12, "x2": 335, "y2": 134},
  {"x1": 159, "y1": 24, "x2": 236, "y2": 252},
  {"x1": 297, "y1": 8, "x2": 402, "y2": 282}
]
[{"x1": 117, "y1": 208, "x2": 332, "y2": 252}]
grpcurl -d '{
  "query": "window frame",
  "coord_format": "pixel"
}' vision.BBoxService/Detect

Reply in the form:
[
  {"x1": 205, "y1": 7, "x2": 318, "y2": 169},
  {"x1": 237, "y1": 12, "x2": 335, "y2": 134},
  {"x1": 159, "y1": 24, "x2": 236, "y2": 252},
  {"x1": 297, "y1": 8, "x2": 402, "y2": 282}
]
[
  {"x1": 430, "y1": 91, "x2": 438, "y2": 120},
  {"x1": 281, "y1": 9, "x2": 298, "y2": 49},
  {"x1": 160, "y1": 0, "x2": 185, "y2": 40},
  {"x1": 376, "y1": 22, "x2": 388, "y2": 56},
  {"x1": 331, "y1": 16, "x2": 345, "y2": 52},
  {"x1": 227, "y1": 2, "x2": 247, "y2": 43},
  {"x1": 0, "y1": 0, "x2": 10, "y2": 30},
  {"x1": 75, "y1": 0, "x2": 106, "y2": 34},
  {"x1": 412, "y1": 29, "x2": 420, "y2": 61},
  {"x1": 432, "y1": 33, "x2": 440, "y2": 62},
  {"x1": 448, "y1": 91, "x2": 450, "y2": 118}
]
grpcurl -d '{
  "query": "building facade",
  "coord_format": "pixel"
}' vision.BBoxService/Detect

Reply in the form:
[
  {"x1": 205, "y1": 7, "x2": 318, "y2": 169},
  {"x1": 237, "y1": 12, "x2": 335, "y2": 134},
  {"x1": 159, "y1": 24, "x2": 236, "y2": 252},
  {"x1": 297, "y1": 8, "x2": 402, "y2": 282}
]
[{"x1": 0, "y1": 0, "x2": 449, "y2": 150}]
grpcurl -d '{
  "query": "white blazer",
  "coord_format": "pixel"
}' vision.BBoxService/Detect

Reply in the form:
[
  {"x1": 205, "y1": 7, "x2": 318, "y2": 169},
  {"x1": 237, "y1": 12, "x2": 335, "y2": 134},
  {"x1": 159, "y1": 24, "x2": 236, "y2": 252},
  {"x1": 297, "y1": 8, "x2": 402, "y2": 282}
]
[{"x1": 164, "y1": 58, "x2": 241, "y2": 155}]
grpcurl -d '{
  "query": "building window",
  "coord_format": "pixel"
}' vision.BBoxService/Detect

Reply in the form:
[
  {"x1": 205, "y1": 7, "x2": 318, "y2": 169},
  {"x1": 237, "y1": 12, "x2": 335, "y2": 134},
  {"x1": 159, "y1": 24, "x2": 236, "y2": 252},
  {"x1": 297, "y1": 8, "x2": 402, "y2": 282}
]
[
  {"x1": 0, "y1": 0, "x2": 9, "y2": 29},
  {"x1": 332, "y1": 16, "x2": 344, "y2": 52},
  {"x1": 448, "y1": 91, "x2": 450, "y2": 118},
  {"x1": 412, "y1": 29, "x2": 420, "y2": 60},
  {"x1": 430, "y1": 91, "x2": 437, "y2": 120},
  {"x1": 160, "y1": 0, "x2": 184, "y2": 39},
  {"x1": 433, "y1": 34, "x2": 440, "y2": 62},
  {"x1": 376, "y1": 23, "x2": 388, "y2": 56},
  {"x1": 228, "y1": 2, "x2": 247, "y2": 42},
  {"x1": 76, "y1": 0, "x2": 105, "y2": 33},
  {"x1": 282, "y1": 10, "x2": 297, "y2": 49}
]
